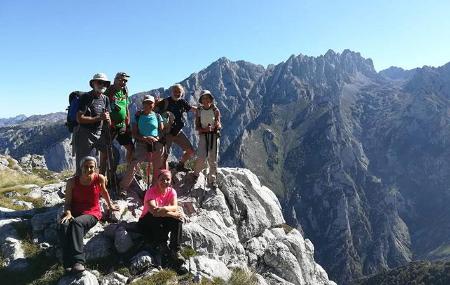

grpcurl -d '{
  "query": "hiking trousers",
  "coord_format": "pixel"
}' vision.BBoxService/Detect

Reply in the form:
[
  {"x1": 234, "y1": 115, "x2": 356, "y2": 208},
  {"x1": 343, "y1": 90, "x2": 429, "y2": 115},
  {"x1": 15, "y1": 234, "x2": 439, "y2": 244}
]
[
  {"x1": 120, "y1": 141, "x2": 165, "y2": 190},
  {"x1": 194, "y1": 133, "x2": 219, "y2": 184},
  {"x1": 75, "y1": 126, "x2": 107, "y2": 174},
  {"x1": 138, "y1": 213, "x2": 182, "y2": 250},
  {"x1": 58, "y1": 214, "x2": 98, "y2": 267}
]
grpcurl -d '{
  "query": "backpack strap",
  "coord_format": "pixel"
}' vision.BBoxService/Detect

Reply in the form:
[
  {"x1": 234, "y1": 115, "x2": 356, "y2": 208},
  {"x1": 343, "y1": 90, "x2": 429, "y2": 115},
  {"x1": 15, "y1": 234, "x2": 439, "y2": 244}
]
[{"x1": 195, "y1": 105, "x2": 203, "y2": 130}]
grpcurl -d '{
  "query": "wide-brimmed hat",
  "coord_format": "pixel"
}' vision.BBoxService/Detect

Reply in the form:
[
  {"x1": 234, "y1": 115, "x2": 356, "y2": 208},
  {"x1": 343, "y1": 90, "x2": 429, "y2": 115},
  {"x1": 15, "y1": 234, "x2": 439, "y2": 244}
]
[
  {"x1": 89, "y1": 73, "x2": 111, "y2": 88},
  {"x1": 142, "y1": 94, "x2": 155, "y2": 103},
  {"x1": 199, "y1": 90, "x2": 214, "y2": 103}
]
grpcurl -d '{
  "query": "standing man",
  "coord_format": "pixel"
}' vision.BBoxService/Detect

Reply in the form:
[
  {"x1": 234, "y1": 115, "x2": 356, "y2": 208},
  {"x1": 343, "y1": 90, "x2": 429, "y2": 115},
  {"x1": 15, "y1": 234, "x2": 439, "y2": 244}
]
[
  {"x1": 105, "y1": 72, "x2": 134, "y2": 164},
  {"x1": 76, "y1": 73, "x2": 111, "y2": 175},
  {"x1": 155, "y1": 84, "x2": 196, "y2": 172}
]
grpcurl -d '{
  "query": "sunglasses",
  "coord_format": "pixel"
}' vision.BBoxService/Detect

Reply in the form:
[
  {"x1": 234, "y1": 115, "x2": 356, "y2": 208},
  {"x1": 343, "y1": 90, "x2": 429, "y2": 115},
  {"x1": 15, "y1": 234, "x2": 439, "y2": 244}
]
[{"x1": 95, "y1": 81, "x2": 109, "y2": 87}]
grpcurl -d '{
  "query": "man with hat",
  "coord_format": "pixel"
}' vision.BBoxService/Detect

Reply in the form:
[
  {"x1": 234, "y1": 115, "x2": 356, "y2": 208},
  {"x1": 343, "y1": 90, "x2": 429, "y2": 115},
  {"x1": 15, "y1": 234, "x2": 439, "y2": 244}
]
[
  {"x1": 105, "y1": 72, "x2": 134, "y2": 165},
  {"x1": 75, "y1": 73, "x2": 111, "y2": 174}
]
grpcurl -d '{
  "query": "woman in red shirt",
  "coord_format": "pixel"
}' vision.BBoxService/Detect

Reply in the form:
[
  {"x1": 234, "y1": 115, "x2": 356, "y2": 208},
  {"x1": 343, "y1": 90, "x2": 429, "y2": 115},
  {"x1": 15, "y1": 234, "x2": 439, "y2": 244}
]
[
  {"x1": 59, "y1": 156, "x2": 118, "y2": 273},
  {"x1": 138, "y1": 169, "x2": 185, "y2": 266}
]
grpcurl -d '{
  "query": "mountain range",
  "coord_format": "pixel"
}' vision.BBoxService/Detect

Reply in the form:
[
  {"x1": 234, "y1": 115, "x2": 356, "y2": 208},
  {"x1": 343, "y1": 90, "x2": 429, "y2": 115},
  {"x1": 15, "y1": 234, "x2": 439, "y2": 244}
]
[{"x1": 1, "y1": 50, "x2": 449, "y2": 284}]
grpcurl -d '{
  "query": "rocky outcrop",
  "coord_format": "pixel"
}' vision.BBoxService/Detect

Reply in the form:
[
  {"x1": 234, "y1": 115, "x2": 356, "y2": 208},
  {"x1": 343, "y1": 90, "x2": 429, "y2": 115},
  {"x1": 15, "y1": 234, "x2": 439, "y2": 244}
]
[
  {"x1": 0, "y1": 167, "x2": 335, "y2": 285},
  {"x1": 0, "y1": 113, "x2": 70, "y2": 172},
  {"x1": 19, "y1": 154, "x2": 47, "y2": 172},
  {"x1": 44, "y1": 138, "x2": 75, "y2": 172}
]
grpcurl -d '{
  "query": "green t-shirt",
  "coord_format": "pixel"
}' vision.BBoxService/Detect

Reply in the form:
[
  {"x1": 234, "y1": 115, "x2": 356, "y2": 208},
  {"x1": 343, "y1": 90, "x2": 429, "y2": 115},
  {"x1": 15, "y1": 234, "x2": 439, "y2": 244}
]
[{"x1": 110, "y1": 89, "x2": 128, "y2": 128}]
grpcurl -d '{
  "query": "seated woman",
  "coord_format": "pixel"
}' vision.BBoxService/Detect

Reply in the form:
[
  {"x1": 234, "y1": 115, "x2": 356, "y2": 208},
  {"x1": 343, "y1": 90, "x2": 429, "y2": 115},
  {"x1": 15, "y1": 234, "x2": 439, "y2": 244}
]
[
  {"x1": 59, "y1": 156, "x2": 119, "y2": 273},
  {"x1": 138, "y1": 169, "x2": 185, "y2": 265},
  {"x1": 120, "y1": 94, "x2": 166, "y2": 193}
]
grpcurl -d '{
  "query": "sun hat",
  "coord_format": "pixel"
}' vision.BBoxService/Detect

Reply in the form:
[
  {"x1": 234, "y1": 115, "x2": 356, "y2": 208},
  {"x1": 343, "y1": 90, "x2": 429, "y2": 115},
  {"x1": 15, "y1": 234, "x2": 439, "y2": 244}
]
[
  {"x1": 142, "y1": 94, "x2": 155, "y2": 103},
  {"x1": 89, "y1": 73, "x2": 111, "y2": 88},
  {"x1": 199, "y1": 90, "x2": 214, "y2": 103}
]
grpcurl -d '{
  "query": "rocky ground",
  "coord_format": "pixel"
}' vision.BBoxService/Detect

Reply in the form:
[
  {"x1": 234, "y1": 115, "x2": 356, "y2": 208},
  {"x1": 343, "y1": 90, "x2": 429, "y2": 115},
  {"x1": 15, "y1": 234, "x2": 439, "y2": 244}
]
[{"x1": 0, "y1": 155, "x2": 335, "y2": 285}]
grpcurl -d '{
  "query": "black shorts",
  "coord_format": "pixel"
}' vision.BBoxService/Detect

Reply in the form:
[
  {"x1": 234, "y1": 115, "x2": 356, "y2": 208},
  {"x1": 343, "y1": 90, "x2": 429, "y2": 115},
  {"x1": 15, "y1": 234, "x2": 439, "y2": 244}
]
[{"x1": 115, "y1": 130, "x2": 133, "y2": 146}]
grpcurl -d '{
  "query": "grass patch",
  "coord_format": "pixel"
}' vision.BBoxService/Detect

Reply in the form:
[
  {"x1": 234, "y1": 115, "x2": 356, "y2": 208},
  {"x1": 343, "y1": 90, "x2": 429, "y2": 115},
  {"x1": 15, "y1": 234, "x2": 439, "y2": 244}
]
[
  {"x1": 0, "y1": 185, "x2": 45, "y2": 210},
  {"x1": 7, "y1": 157, "x2": 16, "y2": 168},
  {"x1": 116, "y1": 266, "x2": 132, "y2": 278},
  {"x1": 228, "y1": 268, "x2": 258, "y2": 285},
  {"x1": 57, "y1": 170, "x2": 74, "y2": 181},
  {"x1": 0, "y1": 168, "x2": 46, "y2": 191},
  {"x1": 0, "y1": 251, "x2": 61, "y2": 285},
  {"x1": 429, "y1": 244, "x2": 450, "y2": 259},
  {"x1": 280, "y1": 223, "x2": 295, "y2": 234},
  {"x1": 32, "y1": 169, "x2": 59, "y2": 184},
  {"x1": 133, "y1": 269, "x2": 177, "y2": 285}
]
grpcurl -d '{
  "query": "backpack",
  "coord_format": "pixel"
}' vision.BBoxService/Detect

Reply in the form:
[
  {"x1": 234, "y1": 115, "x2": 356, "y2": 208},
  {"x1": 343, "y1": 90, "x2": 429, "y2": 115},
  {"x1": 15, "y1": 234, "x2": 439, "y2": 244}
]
[
  {"x1": 196, "y1": 104, "x2": 220, "y2": 133},
  {"x1": 154, "y1": 97, "x2": 169, "y2": 114},
  {"x1": 66, "y1": 91, "x2": 85, "y2": 133}
]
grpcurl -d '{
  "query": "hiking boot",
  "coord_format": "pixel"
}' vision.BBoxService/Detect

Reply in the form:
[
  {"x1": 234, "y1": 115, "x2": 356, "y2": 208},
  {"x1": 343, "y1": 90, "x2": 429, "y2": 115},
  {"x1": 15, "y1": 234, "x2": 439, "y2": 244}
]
[
  {"x1": 176, "y1": 163, "x2": 190, "y2": 172},
  {"x1": 174, "y1": 265, "x2": 189, "y2": 275},
  {"x1": 71, "y1": 262, "x2": 85, "y2": 273},
  {"x1": 169, "y1": 249, "x2": 186, "y2": 265}
]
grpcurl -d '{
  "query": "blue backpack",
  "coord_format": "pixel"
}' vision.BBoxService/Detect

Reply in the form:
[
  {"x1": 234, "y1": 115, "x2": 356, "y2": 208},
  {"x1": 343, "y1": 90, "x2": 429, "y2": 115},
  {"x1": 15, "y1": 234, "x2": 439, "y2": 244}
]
[{"x1": 66, "y1": 91, "x2": 85, "y2": 132}]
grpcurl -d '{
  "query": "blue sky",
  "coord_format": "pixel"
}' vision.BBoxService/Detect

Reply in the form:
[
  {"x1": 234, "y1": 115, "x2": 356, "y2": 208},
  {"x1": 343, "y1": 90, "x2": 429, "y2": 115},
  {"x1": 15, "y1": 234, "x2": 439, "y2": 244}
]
[{"x1": 1, "y1": 0, "x2": 450, "y2": 118}]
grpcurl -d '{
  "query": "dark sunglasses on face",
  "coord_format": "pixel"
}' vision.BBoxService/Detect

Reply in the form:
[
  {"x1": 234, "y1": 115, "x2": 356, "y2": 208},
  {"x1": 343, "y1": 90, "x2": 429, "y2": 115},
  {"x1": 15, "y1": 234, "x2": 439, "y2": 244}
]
[{"x1": 96, "y1": 81, "x2": 108, "y2": 87}]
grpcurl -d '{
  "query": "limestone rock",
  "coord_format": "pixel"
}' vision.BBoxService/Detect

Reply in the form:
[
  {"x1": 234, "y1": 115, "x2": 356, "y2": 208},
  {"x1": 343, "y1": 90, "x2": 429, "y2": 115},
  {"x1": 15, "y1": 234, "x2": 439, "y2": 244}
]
[
  {"x1": 57, "y1": 270, "x2": 99, "y2": 285},
  {"x1": 189, "y1": 255, "x2": 232, "y2": 281},
  {"x1": 130, "y1": 250, "x2": 155, "y2": 275},
  {"x1": 19, "y1": 154, "x2": 47, "y2": 172},
  {"x1": 99, "y1": 272, "x2": 128, "y2": 285}
]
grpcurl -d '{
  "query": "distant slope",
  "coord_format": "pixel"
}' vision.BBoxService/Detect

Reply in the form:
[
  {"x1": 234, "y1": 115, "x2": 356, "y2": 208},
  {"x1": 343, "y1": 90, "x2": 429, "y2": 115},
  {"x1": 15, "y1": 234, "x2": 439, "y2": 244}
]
[{"x1": 352, "y1": 261, "x2": 450, "y2": 285}]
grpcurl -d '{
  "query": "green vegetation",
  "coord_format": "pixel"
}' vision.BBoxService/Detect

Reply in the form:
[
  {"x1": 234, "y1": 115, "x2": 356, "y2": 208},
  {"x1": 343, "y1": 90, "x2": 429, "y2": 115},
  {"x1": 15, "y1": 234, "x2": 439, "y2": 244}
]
[
  {"x1": 0, "y1": 167, "x2": 56, "y2": 210},
  {"x1": 180, "y1": 246, "x2": 197, "y2": 274},
  {"x1": 0, "y1": 168, "x2": 46, "y2": 190},
  {"x1": 132, "y1": 269, "x2": 177, "y2": 285},
  {"x1": 32, "y1": 169, "x2": 59, "y2": 184},
  {"x1": 227, "y1": 268, "x2": 258, "y2": 285},
  {"x1": 352, "y1": 261, "x2": 450, "y2": 285},
  {"x1": 0, "y1": 219, "x2": 65, "y2": 285},
  {"x1": 429, "y1": 244, "x2": 450, "y2": 259},
  {"x1": 280, "y1": 223, "x2": 295, "y2": 234}
]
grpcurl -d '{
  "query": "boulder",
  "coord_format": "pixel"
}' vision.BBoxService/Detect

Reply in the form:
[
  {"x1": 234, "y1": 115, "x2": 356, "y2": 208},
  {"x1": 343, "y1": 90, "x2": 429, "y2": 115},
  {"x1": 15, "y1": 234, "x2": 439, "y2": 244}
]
[
  {"x1": 99, "y1": 272, "x2": 128, "y2": 285},
  {"x1": 57, "y1": 270, "x2": 99, "y2": 285},
  {"x1": 130, "y1": 250, "x2": 156, "y2": 275}
]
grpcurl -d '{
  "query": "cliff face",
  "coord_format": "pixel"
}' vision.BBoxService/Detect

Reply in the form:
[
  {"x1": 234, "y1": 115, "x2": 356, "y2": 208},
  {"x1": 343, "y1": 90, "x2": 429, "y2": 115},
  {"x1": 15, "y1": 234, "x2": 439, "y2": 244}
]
[{"x1": 0, "y1": 162, "x2": 336, "y2": 285}]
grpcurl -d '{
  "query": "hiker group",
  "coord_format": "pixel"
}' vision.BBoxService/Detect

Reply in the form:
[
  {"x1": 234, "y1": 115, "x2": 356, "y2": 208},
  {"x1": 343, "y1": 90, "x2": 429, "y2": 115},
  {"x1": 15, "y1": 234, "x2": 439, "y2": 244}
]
[{"x1": 59, "y1": 72, "x2": 222, "y2": 274}]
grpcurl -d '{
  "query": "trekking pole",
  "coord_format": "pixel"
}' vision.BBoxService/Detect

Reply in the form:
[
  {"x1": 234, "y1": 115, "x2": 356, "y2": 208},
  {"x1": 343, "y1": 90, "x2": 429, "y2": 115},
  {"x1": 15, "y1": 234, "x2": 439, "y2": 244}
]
[
  {"x1": 146, "y1": 142, "x2": 154, "y2": 188},
  {"x1": 104, "y1": 117, "x2": 119, "y2": 199}
]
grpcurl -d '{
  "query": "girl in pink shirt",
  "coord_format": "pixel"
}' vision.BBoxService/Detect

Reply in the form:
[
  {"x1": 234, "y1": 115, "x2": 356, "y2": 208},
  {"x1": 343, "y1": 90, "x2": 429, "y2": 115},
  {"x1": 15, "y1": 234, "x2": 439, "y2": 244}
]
[{"x1": 138, "y1": 169, "x2": 185, "y2": 266}]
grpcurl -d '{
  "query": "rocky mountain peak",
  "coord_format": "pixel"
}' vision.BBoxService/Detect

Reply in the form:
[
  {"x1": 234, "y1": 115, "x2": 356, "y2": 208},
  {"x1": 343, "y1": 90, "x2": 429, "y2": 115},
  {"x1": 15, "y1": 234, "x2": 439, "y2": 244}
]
[{"x1": 379, "y1": 66, "x2": 417, "y2": 81}]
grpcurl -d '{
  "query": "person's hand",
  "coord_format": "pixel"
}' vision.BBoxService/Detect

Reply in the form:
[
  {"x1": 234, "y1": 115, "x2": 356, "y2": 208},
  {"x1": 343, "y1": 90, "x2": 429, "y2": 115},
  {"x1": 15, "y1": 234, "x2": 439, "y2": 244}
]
[
  {"x1": 109, "y1": 204, "x2": 120, "y2": 211},
  {"x1": 60, "y1": 211, "x2": 73, "y2": 224},
  {"x1": 100, "y1": 112, "x2": 110, "y2": 122},
  {"x1": 172, "y1": 211, "x2": 183, "y2": 221}
]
